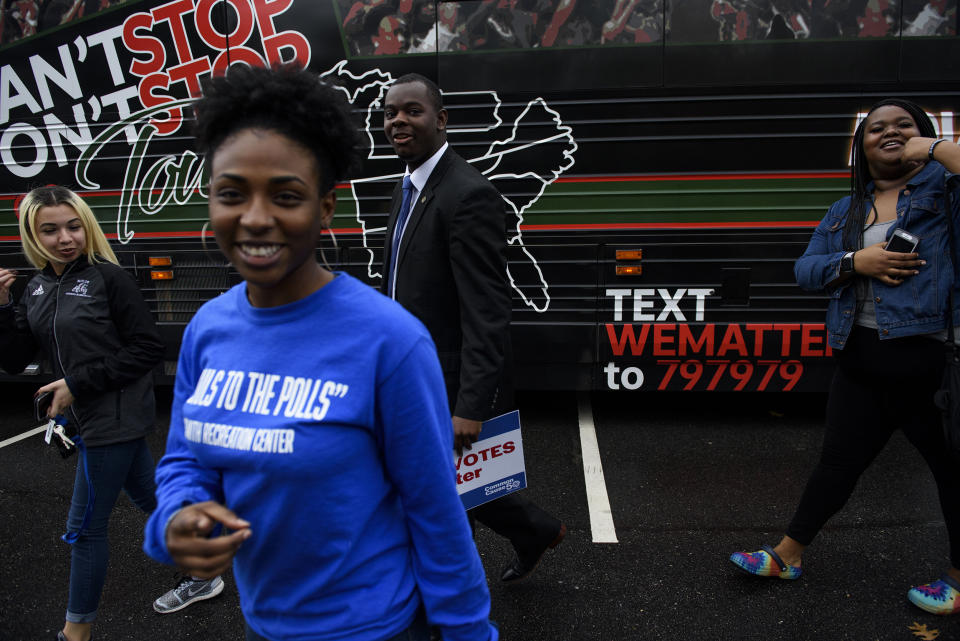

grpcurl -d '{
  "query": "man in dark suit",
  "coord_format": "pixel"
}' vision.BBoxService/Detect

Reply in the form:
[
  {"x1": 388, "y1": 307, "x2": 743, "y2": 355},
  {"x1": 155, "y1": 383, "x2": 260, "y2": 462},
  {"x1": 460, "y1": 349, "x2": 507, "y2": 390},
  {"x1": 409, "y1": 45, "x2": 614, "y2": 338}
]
[{"x1": 381, "y1": 73, "x2": 564, "y2": 582}]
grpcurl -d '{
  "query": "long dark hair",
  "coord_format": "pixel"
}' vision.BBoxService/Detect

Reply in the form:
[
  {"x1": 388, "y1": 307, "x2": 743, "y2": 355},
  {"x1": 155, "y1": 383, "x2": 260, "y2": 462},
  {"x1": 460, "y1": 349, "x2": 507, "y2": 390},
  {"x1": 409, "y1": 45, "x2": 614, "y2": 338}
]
[{"x1": 841, "y1": 98, "x2": 938, "y2": 250}]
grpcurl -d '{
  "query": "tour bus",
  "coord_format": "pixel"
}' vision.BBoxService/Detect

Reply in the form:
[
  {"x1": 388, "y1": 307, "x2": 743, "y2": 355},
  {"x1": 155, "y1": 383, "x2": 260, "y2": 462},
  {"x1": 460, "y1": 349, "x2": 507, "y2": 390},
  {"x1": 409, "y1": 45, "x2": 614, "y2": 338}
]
[{"x1": 1, "y1": 0, "x2": 957, "y2": 391}]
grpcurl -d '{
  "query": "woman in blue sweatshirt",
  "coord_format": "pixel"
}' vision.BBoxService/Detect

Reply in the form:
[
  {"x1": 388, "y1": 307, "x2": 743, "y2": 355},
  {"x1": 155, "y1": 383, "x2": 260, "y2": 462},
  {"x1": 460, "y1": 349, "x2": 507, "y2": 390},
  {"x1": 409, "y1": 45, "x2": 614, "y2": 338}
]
[{"x1": 142, "y1": 64, "x2": 498, "y2": 641}]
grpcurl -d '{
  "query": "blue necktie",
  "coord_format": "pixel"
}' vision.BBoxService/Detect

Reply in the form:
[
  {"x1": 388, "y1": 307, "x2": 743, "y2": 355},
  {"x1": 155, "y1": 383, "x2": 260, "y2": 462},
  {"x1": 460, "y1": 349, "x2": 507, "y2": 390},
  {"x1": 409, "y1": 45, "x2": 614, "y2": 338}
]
[{"x1": 387, "y1": 176, "x2": 414, "y2": 298}]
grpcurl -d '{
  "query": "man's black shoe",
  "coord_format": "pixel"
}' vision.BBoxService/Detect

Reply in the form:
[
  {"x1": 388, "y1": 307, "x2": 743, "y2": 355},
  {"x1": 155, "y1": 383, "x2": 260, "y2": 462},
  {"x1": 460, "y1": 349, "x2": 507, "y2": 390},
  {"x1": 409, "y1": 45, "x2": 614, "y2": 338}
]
[{"x1": 500, "y1": 523, "x2": 566, "y2": 583}]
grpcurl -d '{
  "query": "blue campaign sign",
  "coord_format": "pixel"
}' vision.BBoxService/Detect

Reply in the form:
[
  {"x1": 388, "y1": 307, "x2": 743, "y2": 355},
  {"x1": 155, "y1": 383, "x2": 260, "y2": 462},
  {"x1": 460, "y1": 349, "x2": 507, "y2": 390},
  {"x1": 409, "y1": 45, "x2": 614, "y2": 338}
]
[{"x1": 454, "y1": 410, "x2": 527, "y2": 510}]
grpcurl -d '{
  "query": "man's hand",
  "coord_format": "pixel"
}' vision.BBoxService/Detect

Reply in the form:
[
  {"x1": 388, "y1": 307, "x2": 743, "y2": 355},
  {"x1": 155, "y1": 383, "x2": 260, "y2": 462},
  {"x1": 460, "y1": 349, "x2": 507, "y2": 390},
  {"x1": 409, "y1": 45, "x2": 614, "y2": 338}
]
[
  {"x1": 453, "y1": 416, "x2": 482, "y2": 457},
  {"x1": 166, "y1": 501, "x2": 251, "y2": 579}
]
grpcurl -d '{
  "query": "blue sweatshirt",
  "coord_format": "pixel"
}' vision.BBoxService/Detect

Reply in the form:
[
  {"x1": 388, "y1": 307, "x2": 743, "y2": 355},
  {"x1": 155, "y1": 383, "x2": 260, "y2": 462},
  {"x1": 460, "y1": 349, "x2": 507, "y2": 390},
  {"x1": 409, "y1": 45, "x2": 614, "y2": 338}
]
[{"x1": 143, "y1": 274, "x2": 496, "y2": 641}]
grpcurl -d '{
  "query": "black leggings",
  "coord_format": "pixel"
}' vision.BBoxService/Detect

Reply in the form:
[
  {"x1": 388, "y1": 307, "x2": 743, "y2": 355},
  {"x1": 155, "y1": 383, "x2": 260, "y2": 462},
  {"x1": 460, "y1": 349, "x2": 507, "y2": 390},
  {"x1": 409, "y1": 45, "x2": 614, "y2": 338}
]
[{"x1": 786, "y1": 325, "x2": 960, "y2": 567}]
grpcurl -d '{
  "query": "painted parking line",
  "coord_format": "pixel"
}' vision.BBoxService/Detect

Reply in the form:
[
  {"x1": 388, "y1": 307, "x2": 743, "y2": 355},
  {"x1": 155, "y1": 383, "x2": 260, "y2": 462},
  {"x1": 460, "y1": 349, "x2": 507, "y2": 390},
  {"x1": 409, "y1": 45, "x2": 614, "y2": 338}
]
[
  {"x1": 577, "y1": 392, "x2": 618, "y2": 543},
  {"x1": 0, "y1": 424, "x2": 48, "y2": 449}
]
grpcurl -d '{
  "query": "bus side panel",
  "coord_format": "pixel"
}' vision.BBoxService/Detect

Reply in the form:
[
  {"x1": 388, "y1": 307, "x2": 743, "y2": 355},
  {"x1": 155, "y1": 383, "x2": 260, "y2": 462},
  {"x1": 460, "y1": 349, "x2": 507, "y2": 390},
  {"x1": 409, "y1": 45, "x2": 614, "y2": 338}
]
[{"x1": 1, "y1": 1, "x2": 958, "y2": 390}]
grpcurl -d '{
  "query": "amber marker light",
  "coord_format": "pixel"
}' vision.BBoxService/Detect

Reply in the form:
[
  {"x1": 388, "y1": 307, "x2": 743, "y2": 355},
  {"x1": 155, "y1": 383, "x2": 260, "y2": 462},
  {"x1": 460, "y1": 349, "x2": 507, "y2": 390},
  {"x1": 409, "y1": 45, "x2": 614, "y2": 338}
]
[
  {"x1": 148, "y1": 256, "x2": 173, "y2": 266},
  {"x1": 616, "y1": 265, "x2": 642, "y2": 276},
  {"x1": 615, "y1": 250, "x2": 642, "y2": 261},
  {"x1": 150, "y1": 270, "x2": 174, "y2": 281}
]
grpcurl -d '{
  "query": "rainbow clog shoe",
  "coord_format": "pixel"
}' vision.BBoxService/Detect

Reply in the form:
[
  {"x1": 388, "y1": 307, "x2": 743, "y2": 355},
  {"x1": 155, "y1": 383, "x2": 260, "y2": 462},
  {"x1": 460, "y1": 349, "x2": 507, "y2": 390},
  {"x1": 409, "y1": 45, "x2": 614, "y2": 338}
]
[
  {"x1": 729, "y1": 544, "x2": 802, "y2": 580},
  {"x1": 907, "y1": 574, "x2": 960, "y2": 615}
]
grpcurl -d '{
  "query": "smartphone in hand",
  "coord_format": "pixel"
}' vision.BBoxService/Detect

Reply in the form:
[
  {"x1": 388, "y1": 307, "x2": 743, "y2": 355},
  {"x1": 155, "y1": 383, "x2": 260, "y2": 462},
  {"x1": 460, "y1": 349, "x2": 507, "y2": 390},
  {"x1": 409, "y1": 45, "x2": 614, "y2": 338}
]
[
  {"x1": 885, "y1": 228, "x2": 919, "y2": 253},
  {"x1": 34, "y1": 391, "x2": 53, "y2": 422}
]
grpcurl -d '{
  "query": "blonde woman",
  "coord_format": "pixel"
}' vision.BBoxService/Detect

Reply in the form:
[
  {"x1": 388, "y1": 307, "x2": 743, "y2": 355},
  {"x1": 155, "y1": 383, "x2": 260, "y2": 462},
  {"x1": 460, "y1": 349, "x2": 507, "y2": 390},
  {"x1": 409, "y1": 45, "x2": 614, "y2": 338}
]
[{"x1": 0, "y1": 186, "x2": 216, "y2": 641}]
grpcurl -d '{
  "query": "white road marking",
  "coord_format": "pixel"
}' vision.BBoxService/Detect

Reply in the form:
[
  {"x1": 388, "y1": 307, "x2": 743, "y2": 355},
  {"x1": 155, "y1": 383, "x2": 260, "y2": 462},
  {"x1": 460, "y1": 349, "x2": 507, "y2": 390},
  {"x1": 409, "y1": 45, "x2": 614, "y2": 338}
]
[
  {"x1": 0, "y1": 425, "x2": 48, "y2": 449},
  {"x1": 577, "y1": 393, "x2": 618, "y2": 543}
]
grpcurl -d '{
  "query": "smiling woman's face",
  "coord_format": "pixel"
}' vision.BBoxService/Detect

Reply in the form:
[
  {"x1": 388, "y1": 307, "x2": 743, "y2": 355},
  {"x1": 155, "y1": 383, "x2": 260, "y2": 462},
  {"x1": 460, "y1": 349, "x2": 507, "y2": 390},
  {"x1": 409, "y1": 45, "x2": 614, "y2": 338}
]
[
  {"x1": 208, "y1": 128, "x2": 336, "y2": 308},
  {"x1": 35, "y1": 204, "x2": 86, "y2": 274},
  {"x1": 862, "y1": 105, "x2": 920, "y2": 179}
]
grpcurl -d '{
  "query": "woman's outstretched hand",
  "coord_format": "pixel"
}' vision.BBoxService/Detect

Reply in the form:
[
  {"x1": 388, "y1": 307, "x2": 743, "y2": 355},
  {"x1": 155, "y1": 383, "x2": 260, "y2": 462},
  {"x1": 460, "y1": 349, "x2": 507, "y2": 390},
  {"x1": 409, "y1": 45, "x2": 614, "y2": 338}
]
[
  {"x1": 0, "y1": 268, "x2": 15, "y2": 306},
  {"x1": 853, "y1": 242, "x2": 924, "y2": 286},
  {"x1": 166, "y1": 501, "x2": 252, "y2": 578}
]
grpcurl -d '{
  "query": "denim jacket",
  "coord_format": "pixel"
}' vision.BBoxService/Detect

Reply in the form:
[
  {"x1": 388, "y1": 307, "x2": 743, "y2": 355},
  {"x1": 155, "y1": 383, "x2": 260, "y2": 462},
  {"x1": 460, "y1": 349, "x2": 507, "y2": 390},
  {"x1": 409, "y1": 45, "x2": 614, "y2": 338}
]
[{"x1": 794, "y1": 161, "x2": 960, "y2": 350}]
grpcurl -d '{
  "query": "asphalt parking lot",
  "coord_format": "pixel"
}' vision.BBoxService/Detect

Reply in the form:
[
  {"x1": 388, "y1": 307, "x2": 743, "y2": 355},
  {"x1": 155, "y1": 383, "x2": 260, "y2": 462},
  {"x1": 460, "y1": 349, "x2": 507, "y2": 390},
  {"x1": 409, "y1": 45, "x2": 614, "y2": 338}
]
[{"x1": 1, "y1": 384, "x2": 957, "y2": 641}]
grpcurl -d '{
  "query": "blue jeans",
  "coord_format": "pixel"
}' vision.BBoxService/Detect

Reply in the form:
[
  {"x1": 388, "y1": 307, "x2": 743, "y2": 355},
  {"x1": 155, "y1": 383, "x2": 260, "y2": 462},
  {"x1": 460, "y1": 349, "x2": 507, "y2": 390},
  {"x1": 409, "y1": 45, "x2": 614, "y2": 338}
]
[
  {"x1": 65, "y1": 437, "x2": 156, "y2": 623},
  {"x1": 244, "y1": 608, "x2": 430, "y2": 641}
]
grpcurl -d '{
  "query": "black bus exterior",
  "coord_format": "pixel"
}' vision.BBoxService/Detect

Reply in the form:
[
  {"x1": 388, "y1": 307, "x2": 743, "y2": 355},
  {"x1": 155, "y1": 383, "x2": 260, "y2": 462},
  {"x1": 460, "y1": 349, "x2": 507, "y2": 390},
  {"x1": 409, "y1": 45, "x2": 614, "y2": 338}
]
[{"x1": 0, "y1": 0, "x2": 957, "y2": 391}]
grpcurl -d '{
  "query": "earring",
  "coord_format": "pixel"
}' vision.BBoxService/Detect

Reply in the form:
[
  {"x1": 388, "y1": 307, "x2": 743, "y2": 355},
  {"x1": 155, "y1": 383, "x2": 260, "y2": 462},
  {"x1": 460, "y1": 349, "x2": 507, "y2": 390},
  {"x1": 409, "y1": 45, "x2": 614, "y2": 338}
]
[
  {"x1": 200, "y1": 221, "x2": 228, "y2": 265},
  {"x1": 319, "y1": 227, "x2": 338, "y2": 272}
]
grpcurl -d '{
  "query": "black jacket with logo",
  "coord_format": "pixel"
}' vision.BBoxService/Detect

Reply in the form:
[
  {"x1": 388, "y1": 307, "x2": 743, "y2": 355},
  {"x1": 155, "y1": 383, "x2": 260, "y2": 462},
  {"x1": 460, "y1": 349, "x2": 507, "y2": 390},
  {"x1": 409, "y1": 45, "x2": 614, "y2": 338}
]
[{"x1": 0, "y1": 256, "x2": 163, "y2": 447}]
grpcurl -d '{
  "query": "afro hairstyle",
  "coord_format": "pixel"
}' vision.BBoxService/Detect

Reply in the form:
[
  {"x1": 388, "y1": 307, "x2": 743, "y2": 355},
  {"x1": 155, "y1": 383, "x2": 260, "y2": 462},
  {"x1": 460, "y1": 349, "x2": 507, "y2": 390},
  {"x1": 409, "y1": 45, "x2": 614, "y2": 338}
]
[{"x1": 194, "y1": 64, "x2": 362, "y2": 193}]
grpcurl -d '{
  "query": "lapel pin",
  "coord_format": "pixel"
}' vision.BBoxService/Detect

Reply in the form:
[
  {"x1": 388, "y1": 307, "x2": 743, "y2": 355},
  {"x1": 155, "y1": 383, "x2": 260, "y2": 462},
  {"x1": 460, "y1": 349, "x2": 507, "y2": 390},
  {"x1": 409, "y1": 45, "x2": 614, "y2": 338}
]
[{"x1": 421, "y1": 196, "x2": 426, "y2": 203}]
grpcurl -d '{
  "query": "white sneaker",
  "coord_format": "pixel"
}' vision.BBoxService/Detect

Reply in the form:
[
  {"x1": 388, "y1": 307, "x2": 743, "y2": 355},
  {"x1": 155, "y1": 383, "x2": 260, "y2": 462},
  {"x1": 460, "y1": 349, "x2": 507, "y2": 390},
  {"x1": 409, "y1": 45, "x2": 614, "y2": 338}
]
[{"x1": 153, "y1": 575, "x2": 224, "y2": 614}]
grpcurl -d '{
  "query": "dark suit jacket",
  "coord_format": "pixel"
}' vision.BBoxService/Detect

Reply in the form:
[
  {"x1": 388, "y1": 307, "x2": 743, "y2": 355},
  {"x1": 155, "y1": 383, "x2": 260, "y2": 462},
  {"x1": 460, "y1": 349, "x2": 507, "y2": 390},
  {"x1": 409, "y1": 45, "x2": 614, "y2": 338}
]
[{"x1": 381, "y1": 148, "x2": 512, "y2": 420}]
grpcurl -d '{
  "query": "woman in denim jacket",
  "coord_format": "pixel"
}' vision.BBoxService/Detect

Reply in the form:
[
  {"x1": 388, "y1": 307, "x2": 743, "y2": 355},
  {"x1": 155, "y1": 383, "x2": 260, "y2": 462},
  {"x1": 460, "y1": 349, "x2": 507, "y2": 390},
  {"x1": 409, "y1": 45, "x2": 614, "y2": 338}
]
[{"x1": 730, "y1": 99, "x2": 960, "y2": 616}]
